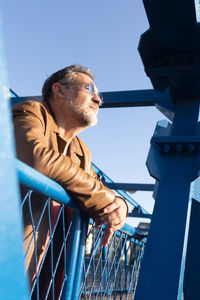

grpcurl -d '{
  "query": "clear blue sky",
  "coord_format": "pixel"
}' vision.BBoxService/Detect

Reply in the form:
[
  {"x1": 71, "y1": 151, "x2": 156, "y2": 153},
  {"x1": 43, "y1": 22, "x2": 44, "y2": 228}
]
[{"x1": 1, "y1": 1, "x2": 165, "y2": 224}]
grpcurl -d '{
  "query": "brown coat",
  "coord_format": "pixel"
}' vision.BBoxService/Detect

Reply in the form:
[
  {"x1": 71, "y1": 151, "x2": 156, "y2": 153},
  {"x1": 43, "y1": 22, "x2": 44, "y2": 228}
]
[{"x1": 12, "y1": 100, "x2": 115, "y2": 216}]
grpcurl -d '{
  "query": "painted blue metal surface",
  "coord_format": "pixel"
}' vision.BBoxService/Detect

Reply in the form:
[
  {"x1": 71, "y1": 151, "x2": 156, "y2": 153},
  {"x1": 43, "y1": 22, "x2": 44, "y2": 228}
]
[
  {"x1": 80, "y1": 221, "x2": 145, "y2": 299},
  {"x1": 183, "y1": 197, "x2": 200, "y2": 299},
  {"x1": 16, "y1": 158, "x2": 150, "y2": 223},
  {"x1": 16, "y1": 164, "x2": 145, "y2": 299},
  {"x1": 0, "y1": 16, "x2": 29, "y2": 300},
  {"x1": 133, "y1": 1, "x2": 200, "y2": 298},
  {"x1": 101, "y1": 88, "x2": 172, "y2": 108},
  {"x1": 16, "y1": 158, "x2": 79, "y2": 210},
  {"x1": 135, "y1": 103, "x2": 200, "y2": 299},
  {"x1": 120, "y1": 222, "x2": 147, "y2": 240},
  {"x1": 11, "y1": 88, "x2": 172, "y2": 108},
  {"x1": 9, "y1": 88, "x2": 19, "y2": 98},
  {"x1": 71, "y1": 215, "x2": 89, "y2": 300},
  {"x1": 10, "y1": 87, "x2": 174, "y2": 122},
  {"x1": 105, "y1": 182, "x2": 154, "y2": 191},
  {"x1": 139, "y1": 1, "x2": 200, "y2": 98},
  {"x1": 177, "y1": 183, "x2": 193, "y2": 300},
  {"x1": 61, "y1": 212, "x2": 82, "y2": 300},
  {"x1": 135, "y1": 114, "x2": 200, "y2": 300},
  {"x1": 183, "y1": 172, "x2": 200, "y2": 300},
  {"x1": 16, "y1": 157, "x2": 146, "y2": 239}
]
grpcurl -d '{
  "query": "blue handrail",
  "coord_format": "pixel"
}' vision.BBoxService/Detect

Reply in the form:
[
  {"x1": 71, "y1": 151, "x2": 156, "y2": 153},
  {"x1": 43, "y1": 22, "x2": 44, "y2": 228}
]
[
  {"x1": 16, "y1": 158, "x2": 149, "y2": 224},
  {"x1": 15, "y1": 159, "x2": 79, "y2": 210},
  {"x1": 15, "y1": 158, "x2": 145, "y2": 240}
]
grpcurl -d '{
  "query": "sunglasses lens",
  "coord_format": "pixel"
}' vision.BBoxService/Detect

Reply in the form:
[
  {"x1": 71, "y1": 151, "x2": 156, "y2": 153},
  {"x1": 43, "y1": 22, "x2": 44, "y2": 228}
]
[
  {"x1": 89, "y1": 83, "x2": 103, "y2": 106},
  {"x1": 89, "y1": 83, "x2": 95, "y2": 95}
]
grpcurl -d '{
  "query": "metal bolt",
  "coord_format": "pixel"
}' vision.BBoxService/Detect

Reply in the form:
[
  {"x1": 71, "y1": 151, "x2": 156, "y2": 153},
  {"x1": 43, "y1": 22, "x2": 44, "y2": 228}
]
[
  {"x1": 187, "y1": 144, "x2": 195, "y2": 153},
  {"x1": 163, "y1": 144, "x2": 170, "y2": 153},
  {"x1": 175, "y1": 144, "x2": 182, "y2": 152}
]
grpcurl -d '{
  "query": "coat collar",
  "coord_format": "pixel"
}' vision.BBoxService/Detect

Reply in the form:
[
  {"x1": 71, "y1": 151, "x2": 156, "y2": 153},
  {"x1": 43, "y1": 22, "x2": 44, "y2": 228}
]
[
  {"x1": 43, "y1": 101, "x2": 59, "y2": 133},
  {"x1": 43, "y1": 101, "x2": 83, "y2": 156}
]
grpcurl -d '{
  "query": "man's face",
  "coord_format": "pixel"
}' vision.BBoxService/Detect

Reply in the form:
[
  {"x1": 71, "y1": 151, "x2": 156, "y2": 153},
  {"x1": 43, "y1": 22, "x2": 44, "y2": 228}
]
[{"x1": 64, "y1": 73, "x2": 102, "y2": 127}]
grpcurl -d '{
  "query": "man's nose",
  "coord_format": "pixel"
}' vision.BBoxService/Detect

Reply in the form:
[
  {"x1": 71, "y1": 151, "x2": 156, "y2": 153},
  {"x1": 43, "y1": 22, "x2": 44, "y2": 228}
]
[{"x1": 92, "y1": 93, "x2": 101, "y2": 106}]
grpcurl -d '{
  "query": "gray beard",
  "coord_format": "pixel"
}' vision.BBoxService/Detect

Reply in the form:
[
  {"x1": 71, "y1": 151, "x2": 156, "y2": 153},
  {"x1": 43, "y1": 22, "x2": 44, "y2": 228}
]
[{"x1": 69, "y1": 101, "x2": 98, "y2": 127}]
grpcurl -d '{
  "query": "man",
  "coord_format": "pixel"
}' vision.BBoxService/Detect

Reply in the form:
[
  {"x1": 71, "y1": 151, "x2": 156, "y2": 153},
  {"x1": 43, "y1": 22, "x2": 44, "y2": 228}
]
[{"x1": 12, "y1": 64, "x2": 128, "y2": 295}]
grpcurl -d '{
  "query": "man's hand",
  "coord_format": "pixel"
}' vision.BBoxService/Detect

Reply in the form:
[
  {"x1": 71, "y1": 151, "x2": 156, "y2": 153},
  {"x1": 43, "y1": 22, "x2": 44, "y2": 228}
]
[{"x1": 95, "y1": 197, "x2": 128, "y2": 247}]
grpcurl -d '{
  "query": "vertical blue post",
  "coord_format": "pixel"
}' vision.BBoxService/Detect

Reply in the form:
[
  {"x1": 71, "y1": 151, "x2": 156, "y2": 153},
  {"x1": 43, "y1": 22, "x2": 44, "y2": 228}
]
[
  {"x1": 61, "y1": 211, "x2": 83, "y2": 300},
  {"x1": 183, "y1": 178, "x2": 200, "y2": 299},
  {"x1": 102, "y1": 245, "x2": 107, "y2": 294},
  {"x1": 72, "y1": 215, "x2": 89, "y2": 300},
  {"x1": 135, "y1": 100, "x2": 200, "y2": 300},
  {"x1": 0, "y1": 12, "x2": 28, "y2": 300}
]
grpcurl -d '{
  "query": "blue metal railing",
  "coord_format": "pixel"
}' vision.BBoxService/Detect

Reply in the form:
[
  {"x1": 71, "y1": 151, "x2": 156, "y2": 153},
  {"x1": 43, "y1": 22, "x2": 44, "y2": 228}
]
[
  {"x1": 80, "y1": 223, "x2": 145, "y2": 299},
  {"x1": 16, "y1": 158, "x2": 146, "y2": 299}
]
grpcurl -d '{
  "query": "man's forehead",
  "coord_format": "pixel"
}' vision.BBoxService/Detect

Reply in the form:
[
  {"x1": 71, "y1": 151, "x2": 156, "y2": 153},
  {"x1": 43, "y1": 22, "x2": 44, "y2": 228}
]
[{"x1": 75, "y1": 72, "x2": 93, "y2": 83}]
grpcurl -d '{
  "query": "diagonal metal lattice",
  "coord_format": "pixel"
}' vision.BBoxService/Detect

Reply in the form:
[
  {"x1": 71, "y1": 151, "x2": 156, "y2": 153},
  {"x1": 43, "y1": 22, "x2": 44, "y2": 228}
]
[{"x1": 19, "y1": 186, "x2": 145, "y2": 300}]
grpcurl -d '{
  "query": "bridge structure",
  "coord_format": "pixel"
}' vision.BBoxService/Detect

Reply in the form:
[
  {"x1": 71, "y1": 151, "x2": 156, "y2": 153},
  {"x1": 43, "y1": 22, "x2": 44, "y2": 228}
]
[{"x1": 1, "y1": 0, "x2": 200, "y2": 299}]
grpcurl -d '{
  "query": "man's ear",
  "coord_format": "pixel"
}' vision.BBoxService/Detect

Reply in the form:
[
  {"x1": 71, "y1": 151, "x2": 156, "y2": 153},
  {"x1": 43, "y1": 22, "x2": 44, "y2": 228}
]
[{"x1": 52, "y1": 82, "x2": 64, "y2": 98}]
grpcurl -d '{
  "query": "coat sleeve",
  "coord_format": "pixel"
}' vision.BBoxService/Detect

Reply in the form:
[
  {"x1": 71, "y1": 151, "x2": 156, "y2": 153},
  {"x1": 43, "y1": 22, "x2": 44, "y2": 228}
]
[{"x1": 12, "y1": 101, "x2": 115, "y2": 217}]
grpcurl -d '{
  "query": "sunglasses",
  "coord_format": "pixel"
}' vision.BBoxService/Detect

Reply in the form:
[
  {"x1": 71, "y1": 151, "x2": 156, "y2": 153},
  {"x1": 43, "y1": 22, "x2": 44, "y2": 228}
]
[{"x1": 61, "y1": 82, "x2": 104, "y2": 106}]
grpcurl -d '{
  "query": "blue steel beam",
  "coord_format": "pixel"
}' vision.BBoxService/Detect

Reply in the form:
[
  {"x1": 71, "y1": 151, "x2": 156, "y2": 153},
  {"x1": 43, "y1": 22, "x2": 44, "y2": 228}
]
[
  {"x1": 142, "y1": 0, "x2": 197, "y2": 51},
  {"x1": 10, "y1": 88, "x2": 172, "y2": 108},
  {"x1": 104, "y1": 182, "x2": 154, "y2": 191},
  {"x1": 128, "y1": 210, "x2": 151, "y2": 220},
  {"x1": 10, "y1": 87, "x2": 174, "y2": 121},
  {"x1": 139, "y1": 0, "x2": 200, "y2": 99},
  {"x1": 10, "y1": 85, "x2": 175, "y2": 122},
  {"x1": 183, "y1": 198, "x2": 200, "y2": 299},
  {"x1": 101, "y1": 88, "x2": 172, "y2": 108}
]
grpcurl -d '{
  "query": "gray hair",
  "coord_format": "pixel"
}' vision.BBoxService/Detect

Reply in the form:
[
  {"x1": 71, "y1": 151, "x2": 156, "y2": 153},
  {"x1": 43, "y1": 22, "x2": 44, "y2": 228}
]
[{"x1": 42, "y1": 64, "x2": 94, "y2": 102}]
